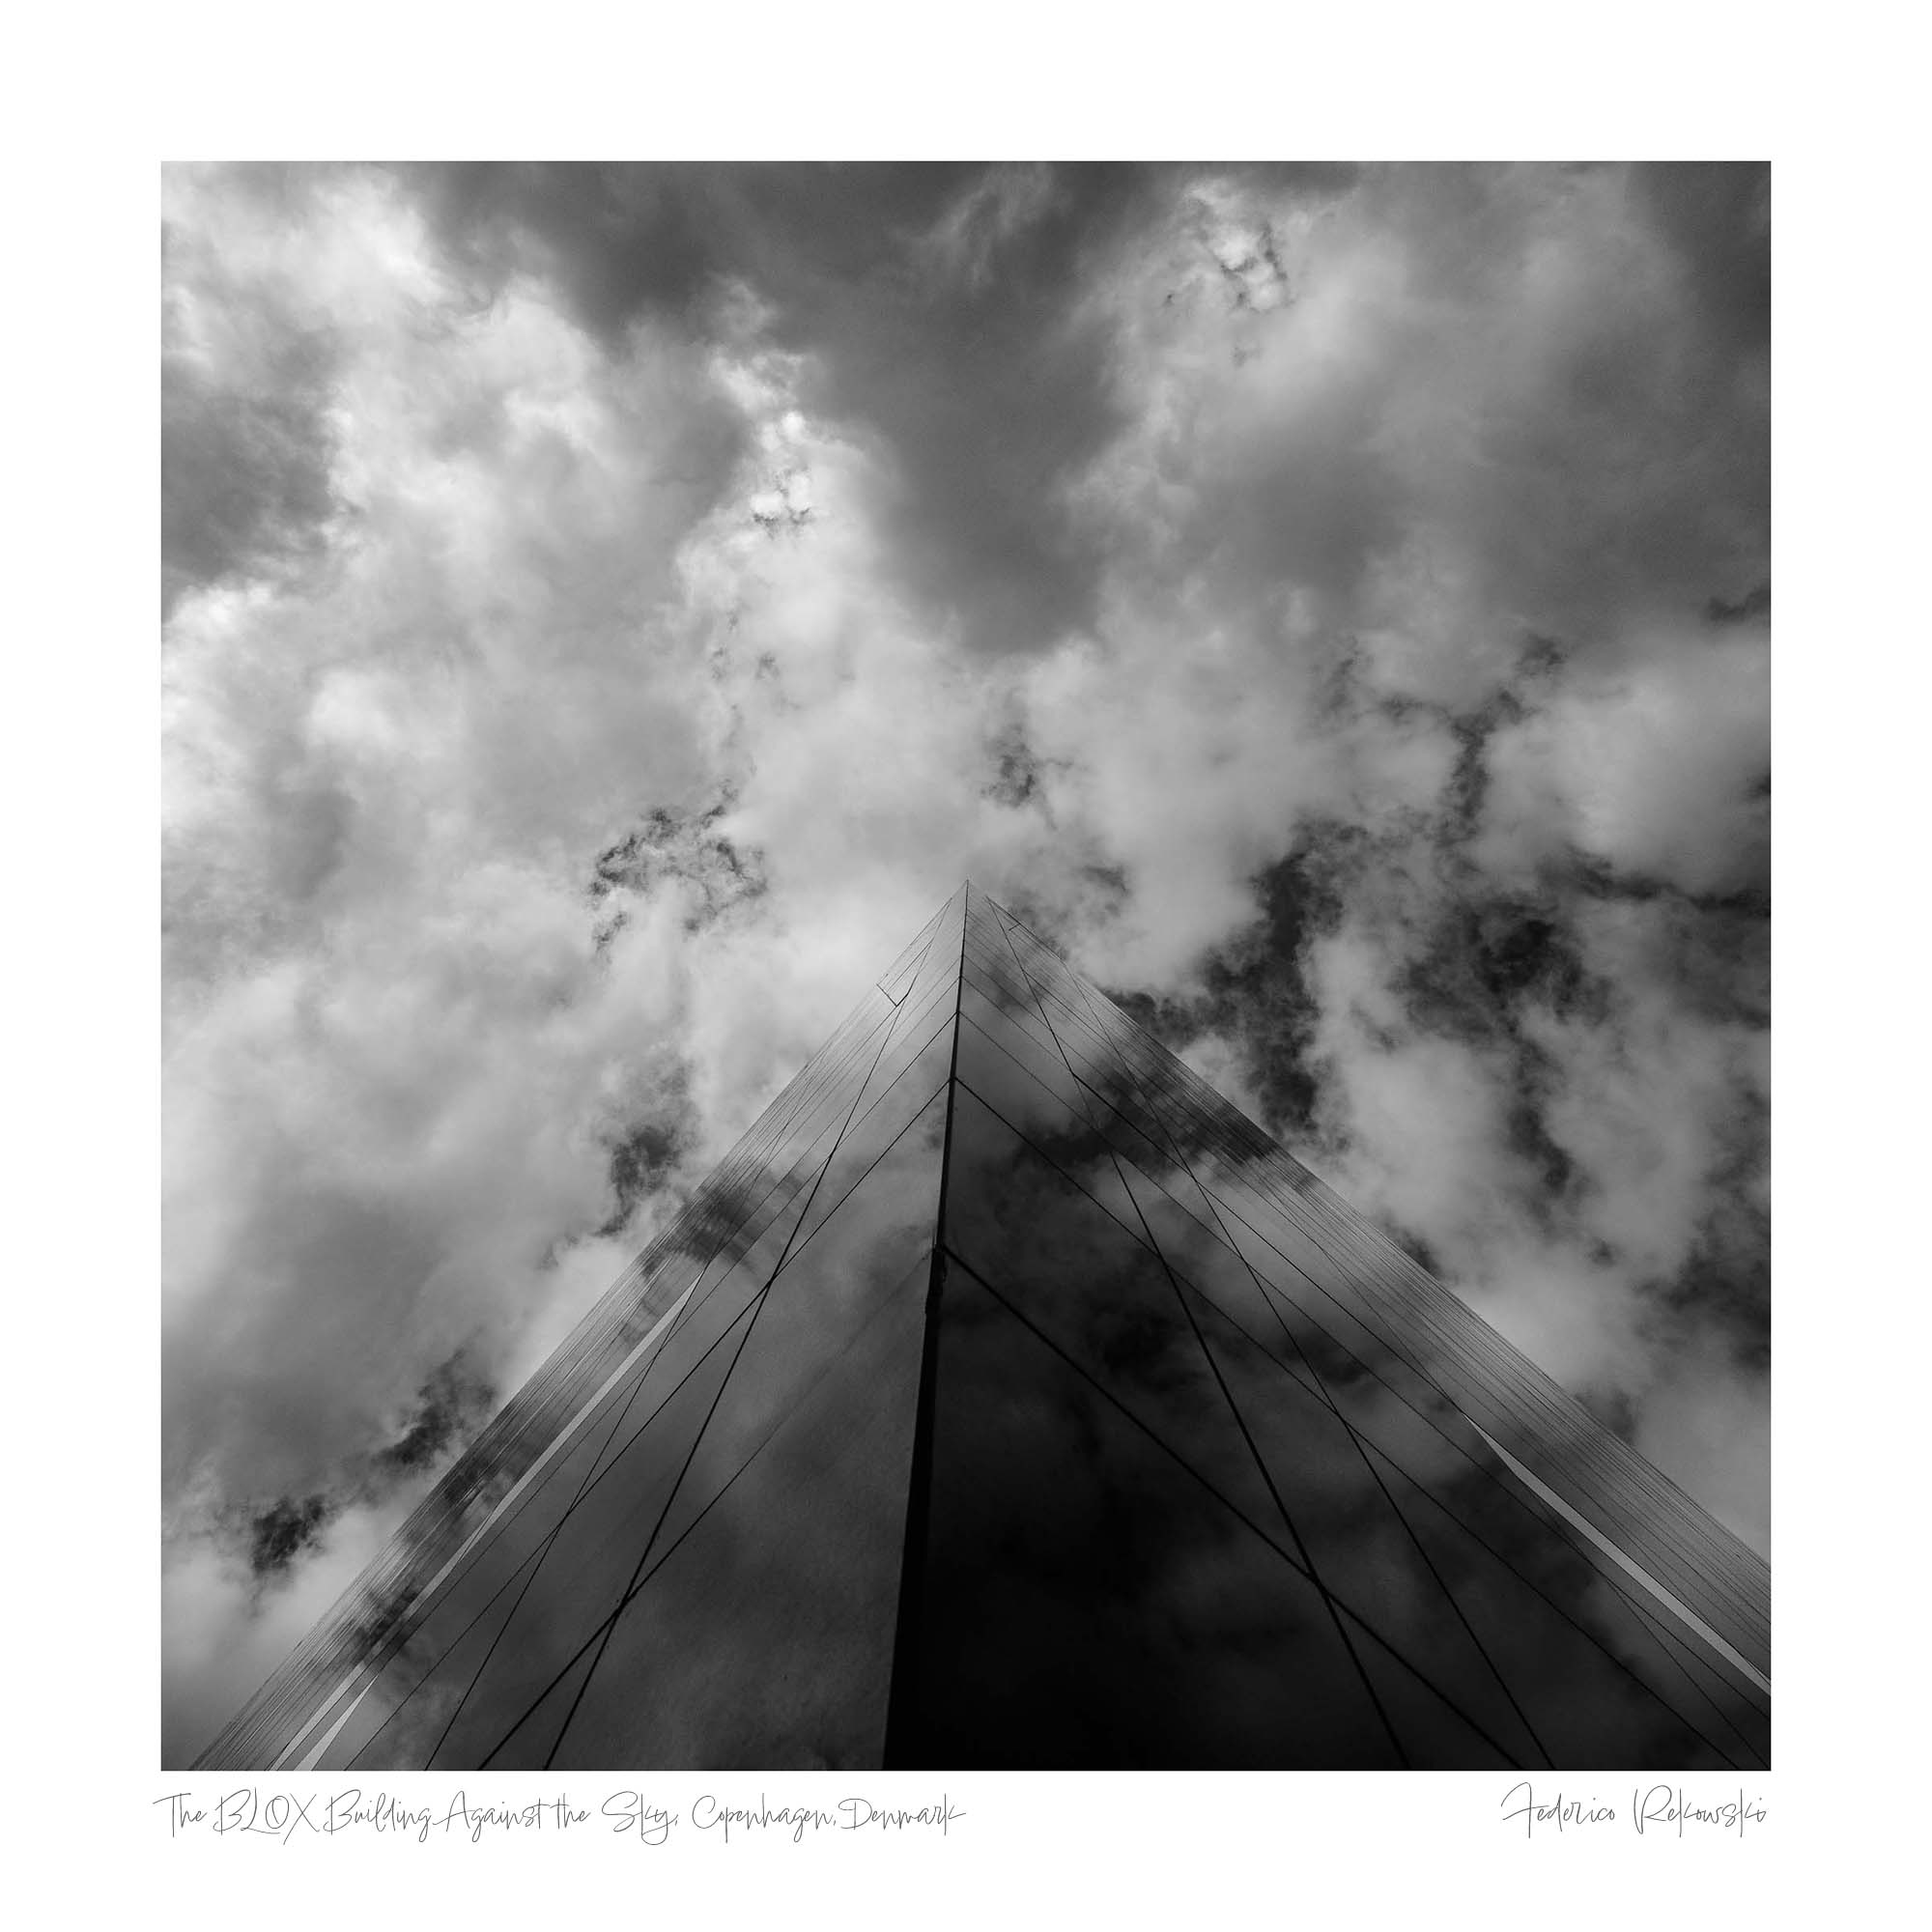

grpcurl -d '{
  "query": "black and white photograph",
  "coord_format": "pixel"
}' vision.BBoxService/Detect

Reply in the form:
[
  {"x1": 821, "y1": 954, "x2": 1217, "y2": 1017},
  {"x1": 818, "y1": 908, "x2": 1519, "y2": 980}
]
[{"x1": 160, "y1": 158, "x2": 1774, "y2": 1780}]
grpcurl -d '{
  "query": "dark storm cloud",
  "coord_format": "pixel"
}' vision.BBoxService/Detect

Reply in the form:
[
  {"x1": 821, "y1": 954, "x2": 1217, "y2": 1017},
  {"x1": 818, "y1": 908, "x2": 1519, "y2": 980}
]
[
  {"x1": 403, "y1": 163, "x2": 1362, "y2": 658},
  {"x1": 247, "y1": 1493, "x2": 332, "y2": 1577},
  {"x1": 1107, "y1": 835, "x2": 1350, "y2": 1144},
  {"x1": 407, "y1": 162, "x2": 980, "y2": 337},
  {"x1": 588, "y1": 794, "x2": 768, "y2": 939},
  {"x1": 1633, "y1": 162, "x2": 1771, "y2": 356},
  {"x1": 395, "y1": 159, "x2": 1769, "y2": 671},
  {"x1": 1208, "y1": 163, "x2": 1763, "y2": 644},
  {"x1": 596, "y1": 1113, "x2": 691, "y2": 1240},
  {"x1": 161, "y1": 345, "x2": 339, "y2": 615},
  {"x1": 160, "y1": 219, "x2": 343, "y2": 616},
  {"x1": 374, "y1": 1350, "x2": 497, "y2": 1475},
  {"x1": 239, "y1": 1349, "x2": 496, "y2": 1584},
  {"x1": 1160, "y1": 628, "x2": 1768, "y2": 1377}
]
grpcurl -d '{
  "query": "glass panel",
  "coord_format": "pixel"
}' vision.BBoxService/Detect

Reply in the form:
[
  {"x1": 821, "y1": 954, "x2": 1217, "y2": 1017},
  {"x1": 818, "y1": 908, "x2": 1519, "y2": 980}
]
[
  {"x1": 1090, "y1": 1115, "x2": 1229, "y2": 1240},
  {"x1": 698, "y1": 1006, "x2": 895, "y2": 1196},
  {"x1": 273, "y1": 1174, "x2": 818, "y2": 1771},
  {"x1": 390, "y1": 1159, "x2": 839, "y2": 1767},
  {"x1": 841, "y1": 959, "x2": 957, "y2": 1124},
  {"x1": 321, "y1": 1217, "x2": 803, "y2": 1770},
  {"x1": 791, "y1": 1017, "x2": 955, "y2": 1254},
  {"x1": 1181, "y1": 1274, "x2": 1548, "y2": 1769},
  {"x1": 892, "y1": 954, "x2": 962, "y2": 1044},
  {"x1": 962, "y1": 957, "x2": 1235, "y2": 1239},
  {"x1": 961, "y1": 952, "x2": 1065, "y2": 1064},
  {"x1": 324, "y1": 1393, "x2": 644, "y2": 1770},
  {"x1": 1630, "y1": 1633, "x2": 1771, "y2": 1768},
  {"x1": 944, "y1": 969, "x2": 1762, "y2": 1772},
  {"x1": 478, "y1": 1644, "x2": 604, "y2": 1771},
  {"x1": 539, "y1": 1093, "x2": 948, "y2": 1766},
  {"x1": 956, "y1": 980, "x2": 1086, "y2": 1110},
  {"x1": 1065, "y1": 1011, "x2": 1773, "y2": 1678},
  {"x1": 336, "y1": 1569, "x2": 536, "y2": 1771},
  {"x1": 874, "y1": 891, "x2": 955, "y2": 1005},
  {"x1": 1111, "y1": 1142, "x2": 1289, "y2": 1312},
  {"x1": 1356, "y1": 1435, "x2": 1754, "y2": 1769},
  {"x1": 422, "y1": 1290, "x2": 756, "y2": 1767},
  {"x1": 973, "y1": 933, "x2": 1162, "y2": 1105},
  {"x1": 632, "y1": 1084, "x2": 947, "y2": 1563},
  {"x1": 1350, "y1": 1638, "x2": 1520, "y2": 1772},
  {"x1": 215, "y1": 1043, "x2": 949, "y2": 1772},
  {"x1": 895, "y1": 1263, "x2": 1404, "y2": 1768},
  {"x1": 1140, "y1": 1199, "x2": 1766, "y2": 1767},
  {"x1": 550, "y1": 1252, "x2": 933, "y2": 1769},
  {"x1": 943, "y1": 1084, "x2": 1288, "y2": 1534},
  {"x1": 951, "y1": 1009, "x2": 1147, "y2": 1237},
  {"x1": 942, "y1": 1085, "x2": 1548, "y2": 1770}
]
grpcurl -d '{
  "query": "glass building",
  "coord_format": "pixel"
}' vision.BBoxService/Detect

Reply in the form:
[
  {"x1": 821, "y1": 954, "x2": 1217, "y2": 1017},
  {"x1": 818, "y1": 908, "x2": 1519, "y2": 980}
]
[{"x1": 192, "y1": 884, "x2": 1770, "y2": 1772}]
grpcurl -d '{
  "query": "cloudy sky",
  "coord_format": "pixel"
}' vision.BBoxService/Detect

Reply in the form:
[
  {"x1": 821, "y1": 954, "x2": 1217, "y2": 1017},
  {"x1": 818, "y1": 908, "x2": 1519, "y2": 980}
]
[{"x1": 161, "y1": 160, "x2": 1769, "y2": 1765}]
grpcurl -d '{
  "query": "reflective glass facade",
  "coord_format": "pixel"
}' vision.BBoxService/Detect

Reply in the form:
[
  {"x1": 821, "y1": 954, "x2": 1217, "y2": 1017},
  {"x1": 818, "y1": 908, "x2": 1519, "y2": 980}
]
[{"x1": 194, "y1": 884, "x2": 1770, "y2": 1772}]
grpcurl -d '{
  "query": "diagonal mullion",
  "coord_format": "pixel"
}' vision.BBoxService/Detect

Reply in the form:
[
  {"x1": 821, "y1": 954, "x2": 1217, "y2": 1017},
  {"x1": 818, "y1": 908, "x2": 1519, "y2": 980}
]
[
  {"x1": 1019, "y1": 907, "x2": 1556, "y2": 1773},
  {"x1": 937, "y1": 1242, "x2": 1530, "y2": 1769},
  {"x1": 412, "y1": 1023, "x2": 951, "y2": 1765},
  {"x1": 366, "y1": 1060, "x2": 961, "y2": 1768},
  {"x1": 952, "y1": 1046, "x2": 1755, "y2": 1764},
  {"x1": 982, "y1": 901, "x2": 1416, "y2": 1768},
  {"x1": 339, "y1": 1040, "x2": 965, "y2": 1768},
  {"x1": 473, "y1": 1250, "x2": 932, "y2": 1771},
  {"x1": 351, "y1": 1284, "x2": 769, "y2": 1768},
  {"x1": 223, "y1": 925, "x2": 956, "y2": 1771},
  {"x1": 1002, "y1": 922, "x2": 1769, "y2": 1668},
  {"x1": 528, "y1": 895, "x2": 957, "y2": 1769},
  {"x1": 1032, "y1": 973, "x2": 1766, "y2": 1748},
  {"x1": 994, "y1": 906, "x2": 1754, "y2": 1767},
  {"x1": 1015, "y1": 910, "x2": 1764, "y2": 1759}
]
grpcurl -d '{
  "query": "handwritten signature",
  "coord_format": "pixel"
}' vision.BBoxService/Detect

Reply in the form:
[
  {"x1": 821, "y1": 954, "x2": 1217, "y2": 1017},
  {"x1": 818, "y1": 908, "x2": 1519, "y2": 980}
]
[{"x1": 1500, "y1": 1782, "x2": 1767, "y2": 1838}]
